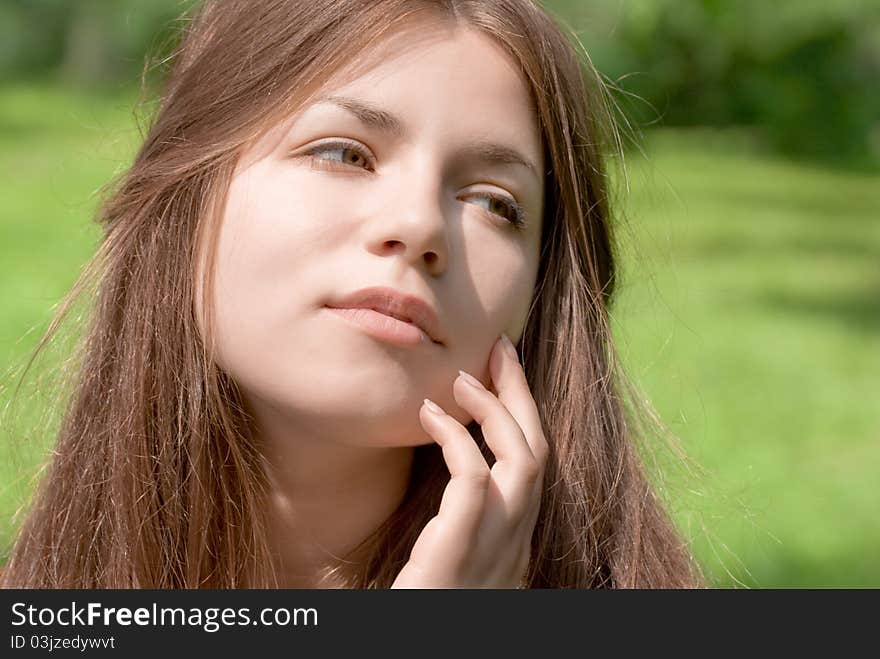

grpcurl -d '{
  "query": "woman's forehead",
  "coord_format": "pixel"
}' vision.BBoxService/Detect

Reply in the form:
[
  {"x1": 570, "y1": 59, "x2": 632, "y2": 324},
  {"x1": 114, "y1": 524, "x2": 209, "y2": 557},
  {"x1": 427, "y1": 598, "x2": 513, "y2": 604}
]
[{"x1": 299, "y1": 18, "x2": 543, "y2": 162}]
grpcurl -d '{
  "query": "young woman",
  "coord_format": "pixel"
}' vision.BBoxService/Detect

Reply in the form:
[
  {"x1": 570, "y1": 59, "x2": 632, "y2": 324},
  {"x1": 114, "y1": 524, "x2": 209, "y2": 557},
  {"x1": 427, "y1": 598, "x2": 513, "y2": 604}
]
[{"x1": 1, "y1": 0, "x2": 703, "y2": 588}]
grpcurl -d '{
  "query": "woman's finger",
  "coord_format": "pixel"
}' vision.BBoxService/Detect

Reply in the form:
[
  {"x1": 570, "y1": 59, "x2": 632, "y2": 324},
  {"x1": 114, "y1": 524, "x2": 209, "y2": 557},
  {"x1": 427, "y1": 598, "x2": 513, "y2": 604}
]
[
  {"x1": 418, "y1": 399, "x2": 490, "y2": 538},
  {"x1": 488, "y1": 334, "x2": 550, "y2": 467},
  {"x1": 452, "y1": 368, "x2": 540, "y2": 522}
]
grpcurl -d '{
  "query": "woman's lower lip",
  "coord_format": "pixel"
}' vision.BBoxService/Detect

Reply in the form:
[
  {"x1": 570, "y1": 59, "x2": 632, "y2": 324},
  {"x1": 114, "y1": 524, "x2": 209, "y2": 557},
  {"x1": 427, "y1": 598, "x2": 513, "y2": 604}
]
[{"x1": 324, "y1": 306, "x2": 434, "y2": 347}]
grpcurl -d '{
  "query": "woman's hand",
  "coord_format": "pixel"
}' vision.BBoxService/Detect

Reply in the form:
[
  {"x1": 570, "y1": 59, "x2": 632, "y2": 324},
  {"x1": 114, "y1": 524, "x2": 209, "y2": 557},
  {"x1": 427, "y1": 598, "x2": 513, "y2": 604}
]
[{"x1": 391, "y1": 334, "x2": 548, "y2": 589}]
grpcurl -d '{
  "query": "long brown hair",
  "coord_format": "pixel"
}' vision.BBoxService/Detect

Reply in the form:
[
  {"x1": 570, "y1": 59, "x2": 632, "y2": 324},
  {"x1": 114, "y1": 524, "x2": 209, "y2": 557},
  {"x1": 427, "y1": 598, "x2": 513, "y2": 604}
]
[{"x1": 1, "y1": 0, "x2": 703, "y2": 588}]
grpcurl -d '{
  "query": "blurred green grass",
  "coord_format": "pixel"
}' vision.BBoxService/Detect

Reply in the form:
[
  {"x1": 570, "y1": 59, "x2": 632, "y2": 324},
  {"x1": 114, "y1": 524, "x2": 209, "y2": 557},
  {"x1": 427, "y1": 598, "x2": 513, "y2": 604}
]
[
  {"x1": 613, "y1": 130, "x2": 880, "y2": 587},
  {"x1": 1, "y1": 83, "x2": 878, "y2": 587}
]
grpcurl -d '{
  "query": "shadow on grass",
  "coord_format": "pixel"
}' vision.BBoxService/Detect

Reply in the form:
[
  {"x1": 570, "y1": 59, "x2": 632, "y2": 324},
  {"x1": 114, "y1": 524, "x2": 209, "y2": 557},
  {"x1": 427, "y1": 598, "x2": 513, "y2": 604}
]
[
  {"x1": 685, "y1": 235, "x2": 880, "y2": 262},
  {"x1": 684, "y1": 187, "x2": 879, "y2": 226},
  {"x1": 755, "y1": 287, "x2": 880, "y2": 335},
  {"x1": 742, "y1": 547, "x2": 880, "y2": 588}
]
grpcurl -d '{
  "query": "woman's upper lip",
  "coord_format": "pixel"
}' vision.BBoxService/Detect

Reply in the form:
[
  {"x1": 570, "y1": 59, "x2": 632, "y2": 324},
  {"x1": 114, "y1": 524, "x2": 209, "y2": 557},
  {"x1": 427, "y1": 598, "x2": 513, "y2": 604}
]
[{"x1": 325, "y1": 286, "x2": 444, "y2": 345}]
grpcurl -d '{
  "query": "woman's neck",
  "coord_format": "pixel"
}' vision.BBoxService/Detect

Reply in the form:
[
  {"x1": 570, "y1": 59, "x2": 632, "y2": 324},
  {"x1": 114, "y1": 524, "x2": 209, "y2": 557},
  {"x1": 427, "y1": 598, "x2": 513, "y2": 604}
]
[{"x1": 252, "y1": 399, "x2": 416, "y2": 588}]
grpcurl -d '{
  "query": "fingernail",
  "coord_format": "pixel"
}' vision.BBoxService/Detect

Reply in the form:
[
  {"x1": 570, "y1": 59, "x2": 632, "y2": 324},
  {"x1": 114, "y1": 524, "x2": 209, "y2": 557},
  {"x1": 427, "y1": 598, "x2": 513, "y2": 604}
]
[
  {"x1": 458, "y1": 370, "x2": 485, "y2": 390},
  {"x1": 423, "y1": 398, "x2": 445, "y2": 415},
  {"x1": 500, "y1": 333, "x2": 519, "y2": 363}
]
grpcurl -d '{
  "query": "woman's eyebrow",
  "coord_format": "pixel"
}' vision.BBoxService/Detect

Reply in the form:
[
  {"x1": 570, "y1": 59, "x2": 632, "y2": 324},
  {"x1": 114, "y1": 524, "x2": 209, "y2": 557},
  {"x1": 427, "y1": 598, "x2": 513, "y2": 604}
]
[
  {"x1": 315, "y1": 94, "x2": 541, "y2": 184},
  {"x1": 318, "y1": 94, "x2": 406, "y2": 138}
]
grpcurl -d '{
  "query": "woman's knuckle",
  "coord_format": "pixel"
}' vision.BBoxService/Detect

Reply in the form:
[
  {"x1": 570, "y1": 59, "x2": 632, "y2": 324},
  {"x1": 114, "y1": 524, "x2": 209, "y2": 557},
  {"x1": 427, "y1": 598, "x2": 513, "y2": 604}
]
[
  {"x1": 461, "y1": 467, "x2": 491, "y2": 489},
  {"x1": 517, "y1": 458, "x2": 540, "y2": 485},
  {"x1": 533, "y1": 435, "x2": 550, "y2": 464}
]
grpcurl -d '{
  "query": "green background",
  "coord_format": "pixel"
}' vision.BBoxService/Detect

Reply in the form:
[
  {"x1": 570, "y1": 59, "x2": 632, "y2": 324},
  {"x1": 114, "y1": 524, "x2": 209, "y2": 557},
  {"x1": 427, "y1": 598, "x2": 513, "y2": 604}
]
[{"x1": 1, "y1": 1, "x2": 878, "y2": 587}]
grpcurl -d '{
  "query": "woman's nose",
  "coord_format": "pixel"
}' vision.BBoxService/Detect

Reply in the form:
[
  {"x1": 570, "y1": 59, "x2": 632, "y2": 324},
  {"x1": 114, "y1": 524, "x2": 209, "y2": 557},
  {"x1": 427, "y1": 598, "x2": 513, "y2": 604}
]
[{"x1": 366, "y1": 169, "x2": 449, "y2": 275}]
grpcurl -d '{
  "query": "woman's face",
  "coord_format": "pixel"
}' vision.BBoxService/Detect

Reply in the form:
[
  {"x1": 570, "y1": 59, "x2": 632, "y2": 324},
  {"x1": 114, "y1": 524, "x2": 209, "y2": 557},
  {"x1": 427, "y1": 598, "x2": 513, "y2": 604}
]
[{"x1": 204, "y1": 18, "x2": 545, "y2": 447}]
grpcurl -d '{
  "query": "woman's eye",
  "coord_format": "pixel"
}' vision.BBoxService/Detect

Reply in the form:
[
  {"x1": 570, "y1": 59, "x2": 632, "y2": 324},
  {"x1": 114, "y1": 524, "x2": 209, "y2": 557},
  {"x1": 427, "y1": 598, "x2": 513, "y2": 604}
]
[
  {"x1": 301, "y1": 143, "x2": 526, "y2": 231},
  {"x1": 468, "y1": 193, "x2": 527, "y2": 230},
  {"x1": 303, "y1": 140, "x2": 374, "y2": 172}
]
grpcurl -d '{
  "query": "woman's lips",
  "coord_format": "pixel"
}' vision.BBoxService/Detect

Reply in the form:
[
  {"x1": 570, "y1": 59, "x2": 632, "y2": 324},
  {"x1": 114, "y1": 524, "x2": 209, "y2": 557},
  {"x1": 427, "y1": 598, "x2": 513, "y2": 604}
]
[
  {"x1": 324, "y1": 286, "x2": 444, "y2": 344},
  {"x1": 324, "y1": 306, "x2": 436, "y2": 347}
]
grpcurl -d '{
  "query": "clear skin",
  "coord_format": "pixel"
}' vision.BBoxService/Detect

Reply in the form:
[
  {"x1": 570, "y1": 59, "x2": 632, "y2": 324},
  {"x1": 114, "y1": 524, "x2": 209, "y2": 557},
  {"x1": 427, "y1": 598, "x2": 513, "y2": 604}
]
[{"x1": 202, "y1": 18, "x2": 549, "y2": 587}]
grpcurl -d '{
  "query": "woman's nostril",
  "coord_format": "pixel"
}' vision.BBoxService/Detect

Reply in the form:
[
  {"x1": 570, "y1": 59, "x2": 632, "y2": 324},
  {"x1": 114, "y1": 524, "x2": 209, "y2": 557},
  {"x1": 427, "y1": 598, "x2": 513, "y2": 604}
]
[{"x1": 390, "y1": 241, "x2": 413, "y2": 256}]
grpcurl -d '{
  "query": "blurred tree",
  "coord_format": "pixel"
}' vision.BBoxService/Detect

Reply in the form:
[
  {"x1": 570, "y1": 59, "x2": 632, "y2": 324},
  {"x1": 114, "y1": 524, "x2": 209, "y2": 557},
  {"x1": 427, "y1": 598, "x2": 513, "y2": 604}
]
[
  {"x1": 576, "y1": 0, "x2": 880, "y2": 161},
  {"x1": 1, "y1": 0, "x2": 190, "y2": 87},
  {"x1": 1, "y1": 0, "x2": 877, "y2": 161},
  {"x1": 0, "y1": 0, "x2": 72, "y2": 78},
  {"x1": 61, "y1": 0, "x2": 115, "y2": 84}
]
